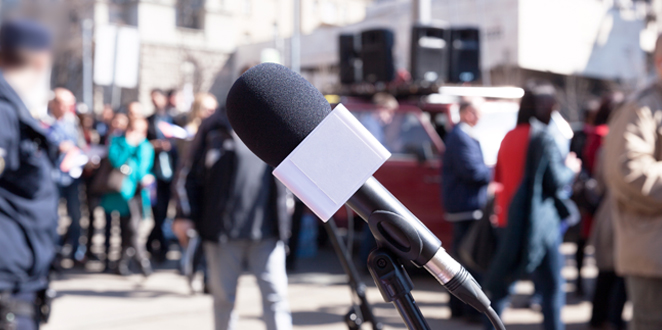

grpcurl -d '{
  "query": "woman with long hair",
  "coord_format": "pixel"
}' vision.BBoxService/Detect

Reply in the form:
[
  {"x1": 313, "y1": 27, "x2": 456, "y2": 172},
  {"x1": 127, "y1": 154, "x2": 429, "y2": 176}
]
[
  {"x1": 185, "y1": 93, "x2": 218, "y2": 135},
  {"x1": 485, "y1": 83, "x2": 581, "y2": 330}
]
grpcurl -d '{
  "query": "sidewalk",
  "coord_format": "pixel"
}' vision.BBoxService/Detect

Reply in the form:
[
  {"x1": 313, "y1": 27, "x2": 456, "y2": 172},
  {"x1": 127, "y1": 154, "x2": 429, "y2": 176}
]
[{"x1": 42, "y1": 244, "x2": 615, "y2": 330}]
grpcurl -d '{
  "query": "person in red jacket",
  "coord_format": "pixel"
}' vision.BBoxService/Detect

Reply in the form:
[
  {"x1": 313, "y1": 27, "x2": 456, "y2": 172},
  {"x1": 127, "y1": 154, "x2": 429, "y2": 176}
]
[
  {"x1": 486, "y1": 85, "x2": 581, "y2": 330},
  {"x1": 492, "y1": 95, "x2": 539, "y2": 230}
]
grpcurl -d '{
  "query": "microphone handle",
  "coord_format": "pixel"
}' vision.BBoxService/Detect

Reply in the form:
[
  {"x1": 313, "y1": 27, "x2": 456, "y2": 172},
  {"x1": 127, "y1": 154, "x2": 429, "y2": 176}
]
[
  {"x1": 346, "y1": 177, "x2": 495, "y2": 319},
  {"x1": 346, "y1": 176, "x2": 445, "y2": 268}
]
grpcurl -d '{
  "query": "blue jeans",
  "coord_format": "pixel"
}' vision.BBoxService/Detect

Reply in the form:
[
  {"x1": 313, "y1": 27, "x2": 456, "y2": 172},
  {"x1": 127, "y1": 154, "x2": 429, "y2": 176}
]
[
  {"x1": 204, "y1": 239, "x2": 292, "y2": 330},
  {"x1": 59, "y1": 180, "x2": 83, "y2": 259},
  {"x1": 487, "y1": 232, "x2": 565, "y2": 330}
]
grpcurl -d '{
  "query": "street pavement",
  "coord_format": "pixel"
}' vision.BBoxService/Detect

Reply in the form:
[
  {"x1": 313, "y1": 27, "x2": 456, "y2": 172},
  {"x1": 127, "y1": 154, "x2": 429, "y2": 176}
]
[{"x1": 42, "y1": 243, "x2": 626, "y2": 330}]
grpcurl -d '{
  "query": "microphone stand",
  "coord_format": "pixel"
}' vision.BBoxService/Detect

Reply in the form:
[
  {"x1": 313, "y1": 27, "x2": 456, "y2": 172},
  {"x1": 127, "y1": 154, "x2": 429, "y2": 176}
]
[
  {"x1": 323, "y1": 218, "x2": 383, "y2": 330},
  {"x1": 346, "y1": 177, "x2": 506, "y2": 330}
]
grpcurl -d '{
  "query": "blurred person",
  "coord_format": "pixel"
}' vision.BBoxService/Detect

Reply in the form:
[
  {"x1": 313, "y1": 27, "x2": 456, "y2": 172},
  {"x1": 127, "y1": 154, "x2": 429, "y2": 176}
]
[
  {"x1": 126, "y1": 101, "x2": 144, "y2": 120},
  {"x1": 584, "y1": 93, "x2": 627, "y2": 330},
  {"x1": 484, "y1": 85, "x2": 581, "y2": 330},
  {"x1": 171, "y1": 93, "x2": 217, "y2": 246},
  {"x1": 492, "y1": 86, "x2": 579, "y2": 313},
  {"x1": 0, "y1": 19, "x2": 59, "y2": 330},
  {"x1": 360, "y1": 92, "x2": 399, "y2": 144},
  {"x1": 583, "y1": 93, "x2": 622, "y2": 174},
  {"x1": 175, "y1": 109, "x2": 292, "y2": 330},
  {"x1": 166, "y1": 88, "x2": 181, "y2": 115},
  {"x1": 357, "y1": 93, "x2": 399, "y2": 267},
  {"x1": 569, "y1": 97, "x2": 599, "y2": 297},
  {"x1": 172, "y1": 93, "x2": 218, "y2": 162},
  {"x1": 570, "y1": 99, "x2": 600, "y2": 297},
  {"x1": 441, "y1": 99, "x2": 491, "y2": 321},
  {"x1": 284, "y1": 199, "x2": 307, "y2": 271},
  {"x1": 170, "y1": 93, "x2": 217, "y2": 280},
  {"x1": 602, "y1": 35, "x2": 662, "y2": 330},
  {"x1": 493, "y1": 98, "x2": 538, "y2": 231},
  {"x1": 569, "y1": 98, "x2": 599, "y2": 161},
  {"x1": 95, "y1": 104, "x2": 115, "y2": 144},
  {"x1": 76, "y1": 109, "x2": 103, "y2": 263},
  {"x1": 151, "y1": 89, "x2": 167, "y2": 112},
  {"x1": 78, "y1": 109, "x2": 100, "y2": 146},
  {"x1": 109, "y1": 112, "x2": 129, "y2": 138},
  {"x1": 126, "y1": 102, "x2": 152, "y2": 220},
  {"x1": 146, "y1": 89, "x2": 179, "y2": 262},
  {"x1": 184, "y1": 92, "x2": 217, "y2": 134},
  {"x1": 100, "y1": 117, "x2": 154, "y2": 276},
  {"x1": 96, "y1": 110, "x2": 130, "y2": 266},
  {"x1": 47, "y1": 87, "x2": 86, "y2": 263}
]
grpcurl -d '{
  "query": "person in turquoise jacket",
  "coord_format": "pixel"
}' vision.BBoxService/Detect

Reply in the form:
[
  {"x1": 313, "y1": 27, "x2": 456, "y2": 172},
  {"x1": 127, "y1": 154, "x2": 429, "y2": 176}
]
[{"x1": 100, "y1": 116, "x2": 154, "y2": 276}]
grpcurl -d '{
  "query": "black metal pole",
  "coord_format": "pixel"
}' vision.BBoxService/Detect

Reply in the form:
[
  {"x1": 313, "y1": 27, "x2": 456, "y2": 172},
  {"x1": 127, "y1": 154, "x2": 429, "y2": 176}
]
[
  {"x1": 367, "y1": 249, "x2": 431, "y2": 330},
  {"x1": 324, "y1": 218, "x2": 383, "y2": 330},
  {"x1": 392, "y1": 294, "x2": 429, "y2": 330}
]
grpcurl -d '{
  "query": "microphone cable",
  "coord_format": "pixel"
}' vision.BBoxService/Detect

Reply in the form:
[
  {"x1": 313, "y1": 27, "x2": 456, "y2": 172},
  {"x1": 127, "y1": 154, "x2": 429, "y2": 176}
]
[
  {"x1": 440, "y1": 266, "x2": 506, "y2": 330},
  {"x1": 486, "y1": 306, "x2": 506, "y2": 330}
]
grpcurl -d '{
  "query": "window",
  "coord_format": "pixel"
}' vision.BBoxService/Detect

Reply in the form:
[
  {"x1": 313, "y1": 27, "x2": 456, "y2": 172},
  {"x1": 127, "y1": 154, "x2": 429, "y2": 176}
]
[
  {"x1": 353, "y1": 111, "x2": 438, "y2": 159},
  {"x1": 176, "y1": 0, "x2": 205, "y2": 29}
]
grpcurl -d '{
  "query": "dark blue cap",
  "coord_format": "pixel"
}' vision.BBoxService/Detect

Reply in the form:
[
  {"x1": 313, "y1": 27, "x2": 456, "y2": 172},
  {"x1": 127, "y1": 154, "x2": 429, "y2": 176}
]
[{"x1": 0, "y1": 19, "x2": 52, "y2": 52}]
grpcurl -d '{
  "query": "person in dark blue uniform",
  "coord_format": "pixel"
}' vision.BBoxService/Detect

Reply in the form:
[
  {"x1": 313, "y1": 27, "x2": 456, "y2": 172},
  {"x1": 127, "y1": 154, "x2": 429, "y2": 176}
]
[{"x1": 0, "y1": 20, "x2": 59, "y2": 330}]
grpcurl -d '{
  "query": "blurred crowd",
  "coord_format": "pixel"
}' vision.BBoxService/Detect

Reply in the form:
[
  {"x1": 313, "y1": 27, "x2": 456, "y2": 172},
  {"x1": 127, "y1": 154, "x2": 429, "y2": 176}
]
[
  {"x1": 440, "y1": 39, "x2": 662, "y2": 330},
  {"x1": 42, "y1": 83, "x2": 294, "y2": 330},
  {"x1": 2, "y1": 16, "x2": 662, "y2": 330},
  {"x1": 49, "y1": 87, "x2": 219, "y2": 274},
  {"x1": 0, "y1": 18, "x2": 294, "y2": 330}
]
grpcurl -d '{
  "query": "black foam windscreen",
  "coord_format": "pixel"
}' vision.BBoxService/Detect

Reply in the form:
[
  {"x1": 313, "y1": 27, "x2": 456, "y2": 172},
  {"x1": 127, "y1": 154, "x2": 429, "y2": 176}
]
[{"x1": 226, "y1": 63, "x2": 332, "y2": 167}]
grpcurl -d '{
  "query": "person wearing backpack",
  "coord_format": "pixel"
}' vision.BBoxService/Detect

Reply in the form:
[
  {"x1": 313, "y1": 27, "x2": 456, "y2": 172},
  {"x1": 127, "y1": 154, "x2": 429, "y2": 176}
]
[{"x1": 175, "y1": 109, "x2": 292, "y2": 330}]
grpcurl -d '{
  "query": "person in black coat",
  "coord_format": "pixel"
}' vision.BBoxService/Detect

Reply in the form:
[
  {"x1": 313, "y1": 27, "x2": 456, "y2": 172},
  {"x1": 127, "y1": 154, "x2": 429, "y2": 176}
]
[
  {"x1": 483, "y1": 85, "x2": 581, "y2": 330},
  {"x1": 146, "y1": 89, "x2": 179, "y2": 261},
  {"x1": 0, "y1": 20, "x2": 59, "y2": 330},
  {"x1": 174, "y1": 110, "x2": 292, "y2": 330}
]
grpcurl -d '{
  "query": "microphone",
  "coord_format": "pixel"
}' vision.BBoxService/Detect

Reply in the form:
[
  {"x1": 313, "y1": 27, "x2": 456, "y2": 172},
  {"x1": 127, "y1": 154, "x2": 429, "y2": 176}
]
[{"x1": 226, "y1": 63, "x2": 504, "y2": 328}]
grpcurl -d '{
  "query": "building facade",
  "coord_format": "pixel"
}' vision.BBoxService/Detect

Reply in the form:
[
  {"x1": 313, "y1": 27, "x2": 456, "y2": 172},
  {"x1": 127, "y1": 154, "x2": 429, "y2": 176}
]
[
  {"x1": 4, "y1": 0, "x2": 371, "y2": 114},
  {"x1": 229, "y1": 0, "x2": 657, "y2": 120}
]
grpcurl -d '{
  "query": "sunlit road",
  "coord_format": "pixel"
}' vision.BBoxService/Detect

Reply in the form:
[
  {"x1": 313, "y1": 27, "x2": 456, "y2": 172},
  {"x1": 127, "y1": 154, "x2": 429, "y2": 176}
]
[{"x1": 42, "y1": 244, "x2": 624, "y2": 330}]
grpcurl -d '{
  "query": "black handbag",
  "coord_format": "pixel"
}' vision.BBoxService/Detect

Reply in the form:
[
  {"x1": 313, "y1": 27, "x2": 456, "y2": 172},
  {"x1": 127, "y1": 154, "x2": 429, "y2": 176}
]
[
  {"x1": 458, "y1": 197, "x2": 497, "y2": 273},
  {"x1": 89, "y1": 158, "x2": 131, "y2": 196}
]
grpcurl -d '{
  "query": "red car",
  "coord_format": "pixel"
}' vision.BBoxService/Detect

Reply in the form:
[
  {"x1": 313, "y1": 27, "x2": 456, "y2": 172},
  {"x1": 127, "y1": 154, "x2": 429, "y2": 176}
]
[
  {"x1": 331, "y1": 93, "x2": 520, "y2": 249},
  {"x1": 335, "y1": 101, "x2": 452, "y2": 245}
]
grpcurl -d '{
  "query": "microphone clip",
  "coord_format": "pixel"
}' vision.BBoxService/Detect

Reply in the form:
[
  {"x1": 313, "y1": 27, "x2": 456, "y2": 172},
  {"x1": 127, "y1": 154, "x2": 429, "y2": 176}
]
[{"x1": 367, "y1": 248, "x2": 431, "y2": 330}]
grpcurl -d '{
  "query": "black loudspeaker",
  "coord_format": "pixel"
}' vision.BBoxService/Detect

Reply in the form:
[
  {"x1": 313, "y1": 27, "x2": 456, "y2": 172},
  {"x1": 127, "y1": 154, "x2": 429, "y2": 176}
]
[
  {"x1": 339, "y1": 34, "x2": 359, "y2": 84},
  {"x1": 360, "y1": 29, "x2": 395, "y2": 83},
  {"x1": 410, "y1": 25, "x2": 449, "y2": 83},
  {"x1": 448, "y1": 27, "x2": 481, "y2": 83}
]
